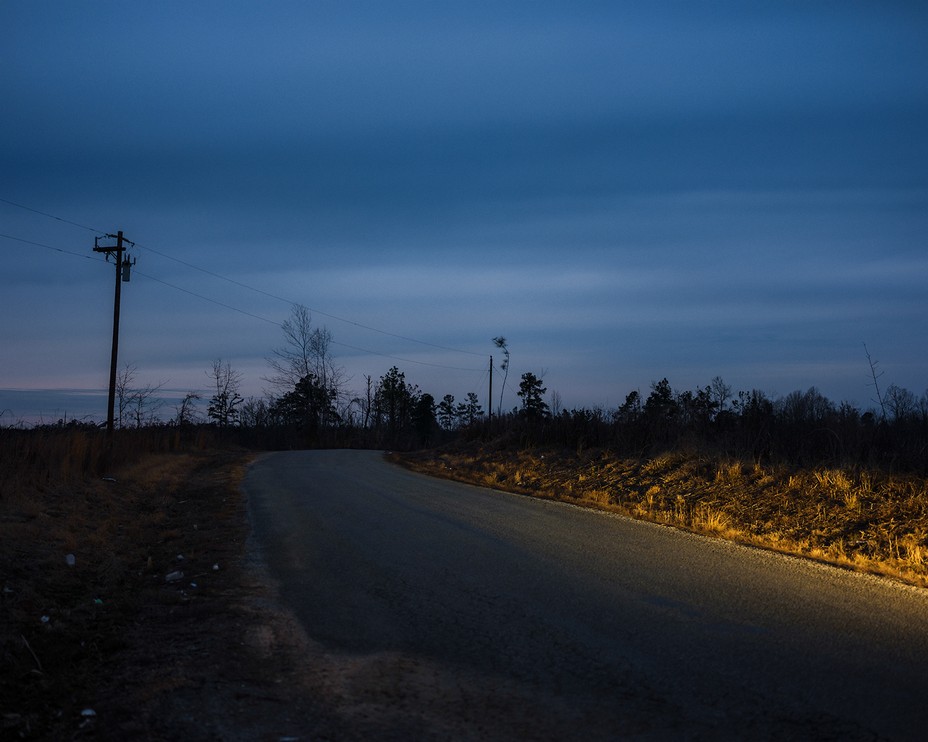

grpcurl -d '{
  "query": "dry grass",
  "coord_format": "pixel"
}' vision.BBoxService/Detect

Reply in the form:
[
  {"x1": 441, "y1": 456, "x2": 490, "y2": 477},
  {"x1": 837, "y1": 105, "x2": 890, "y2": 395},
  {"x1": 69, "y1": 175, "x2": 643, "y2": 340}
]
[
  {"x1": 0, "y1": 427, "x2": 252, "y2": 738},
  {"x1": 398, "y1": 446, "x2": 928, "y2": 589}
]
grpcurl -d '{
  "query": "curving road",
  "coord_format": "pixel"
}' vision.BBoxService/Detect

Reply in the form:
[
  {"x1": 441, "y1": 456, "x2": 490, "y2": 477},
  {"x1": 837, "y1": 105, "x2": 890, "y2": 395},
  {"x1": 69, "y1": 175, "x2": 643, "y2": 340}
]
[{"x1": 245, "y1": 449, "x2": 928, "y2": 740}]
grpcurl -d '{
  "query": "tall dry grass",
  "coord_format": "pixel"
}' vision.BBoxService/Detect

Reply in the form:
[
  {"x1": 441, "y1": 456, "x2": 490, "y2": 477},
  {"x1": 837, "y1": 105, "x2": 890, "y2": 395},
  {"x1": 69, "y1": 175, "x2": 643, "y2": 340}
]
[{"x1": 0, "y1": 426, "x2": 233, "y2": 498}]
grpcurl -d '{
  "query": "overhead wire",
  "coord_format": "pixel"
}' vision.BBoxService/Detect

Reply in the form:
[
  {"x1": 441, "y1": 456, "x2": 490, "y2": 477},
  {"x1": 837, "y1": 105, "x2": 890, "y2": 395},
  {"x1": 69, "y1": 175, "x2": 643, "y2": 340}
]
[
  {"x1": 1, "y1": 221, "x2": 487, "y2": 374},
  {"x1": 0, "y1": 232, "x2": 105, "y2": 262},
  {"x1": 0, "y1": 197, "x2": 100, "y2": 233},
  {"x1": 135, "y1": 268, "x2": 483, "y2": 372},
  {"x1": 132, "y1": 240, "x2": 486, "y2": 358},
  {"x1": 2, "y1": 198, "x2": 488, "y2": 363},
  {"x1": 0, "y1": 228, "x2": 484, "y2": 373}
]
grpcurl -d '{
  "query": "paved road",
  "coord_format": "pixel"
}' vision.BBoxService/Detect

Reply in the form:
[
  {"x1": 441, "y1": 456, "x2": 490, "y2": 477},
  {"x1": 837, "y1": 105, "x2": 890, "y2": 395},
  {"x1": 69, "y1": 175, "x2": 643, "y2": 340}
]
[{"x1": 245, "y1": 450, "x2": 928, "y2": 740}]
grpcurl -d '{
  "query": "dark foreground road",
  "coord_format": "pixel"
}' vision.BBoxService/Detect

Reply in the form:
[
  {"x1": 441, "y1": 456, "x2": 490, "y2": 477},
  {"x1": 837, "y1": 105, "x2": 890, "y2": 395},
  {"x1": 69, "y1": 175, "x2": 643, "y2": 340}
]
[{"x1": 245, "y1": 450, "x2": 928, "y2": 740}]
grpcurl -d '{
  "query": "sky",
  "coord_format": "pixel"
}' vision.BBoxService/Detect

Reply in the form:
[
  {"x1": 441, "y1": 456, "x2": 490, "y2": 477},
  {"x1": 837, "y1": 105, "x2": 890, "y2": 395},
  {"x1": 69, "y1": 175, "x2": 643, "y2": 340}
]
[{"x1": 2, "y1": 1, "x2": 927, "y2": 425}]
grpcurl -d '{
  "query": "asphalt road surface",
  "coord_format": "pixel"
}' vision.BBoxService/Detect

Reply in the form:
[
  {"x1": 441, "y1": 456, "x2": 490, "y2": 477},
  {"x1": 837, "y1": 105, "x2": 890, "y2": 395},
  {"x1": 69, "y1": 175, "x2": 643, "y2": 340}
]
[{"x1": 245, "y1": 450, "x2": 928, "y2": 740}]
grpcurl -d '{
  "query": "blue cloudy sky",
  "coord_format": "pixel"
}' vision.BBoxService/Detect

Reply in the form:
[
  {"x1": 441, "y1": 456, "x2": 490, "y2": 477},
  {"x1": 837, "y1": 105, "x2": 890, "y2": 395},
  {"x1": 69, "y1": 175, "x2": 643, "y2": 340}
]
[{"x1": 2, "y1": 1, "x2": 926, "y2": 424}]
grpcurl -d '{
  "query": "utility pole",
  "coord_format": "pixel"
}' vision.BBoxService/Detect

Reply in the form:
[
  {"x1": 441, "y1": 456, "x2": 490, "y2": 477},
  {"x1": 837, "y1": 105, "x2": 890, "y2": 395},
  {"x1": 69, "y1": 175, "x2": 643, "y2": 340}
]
[
  {"x1": 93, "y1": 231, "x2": 135, "y2": 435},
  {"x1": 488, "y1": 355, "x2": 493, "y2": 429}
]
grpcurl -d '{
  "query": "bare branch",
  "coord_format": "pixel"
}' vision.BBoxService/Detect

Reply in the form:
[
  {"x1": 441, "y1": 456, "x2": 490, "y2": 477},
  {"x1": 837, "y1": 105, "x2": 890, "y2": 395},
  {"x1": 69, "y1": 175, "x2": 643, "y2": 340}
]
[{"x1": 864, "y1": 343, "x2": 887, "y2": 420}]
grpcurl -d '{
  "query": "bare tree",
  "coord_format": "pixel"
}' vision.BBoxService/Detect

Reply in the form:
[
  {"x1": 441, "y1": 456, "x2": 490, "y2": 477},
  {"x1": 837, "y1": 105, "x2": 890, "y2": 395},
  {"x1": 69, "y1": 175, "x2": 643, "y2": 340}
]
[
  {"x1": 115, "y1": 363, "x2": 137, "y2": 429},
  {"x1": 493, "y1": 336, "x2": 510, "y2": 416},
  {"x1": 266, "y1": 304, "x2": 346, "y2": 424},
  {"x1": 884, "y1": 384, "x2": 917, "y2": 422},
  {"x1": 357, "y1": 374, "x2": 374, "y2": 429},
  {"x1": 710, "y1": 376, "x2": 732, "y2": 418},
  {"x1": 918, "y1": 389, "x2": 928, "y2": 424},
  {"x1": 115, "y1": 362, "x2": 165, "y2": 427},
  {"x1": 265, "y1": 304, "x2": 315, "y2": 390},
  {"x1": 864, "y1": 343, "x2": 887, "y2": 420},
  {"x1": 207, "y1": 359, "x2": 243, "y2": 428},
  {"x1": 267, "y1": 305, "x2": 343, "y2": 389},
  {"x1": 129, "y1": 381, "x2": 165, "y2": 427},
  {"x1": 175, "y1": 392, "x2": 201, "y2": 426},
  {"x1": 239, "y1": 396, "x2": 272, "y2": 428}
]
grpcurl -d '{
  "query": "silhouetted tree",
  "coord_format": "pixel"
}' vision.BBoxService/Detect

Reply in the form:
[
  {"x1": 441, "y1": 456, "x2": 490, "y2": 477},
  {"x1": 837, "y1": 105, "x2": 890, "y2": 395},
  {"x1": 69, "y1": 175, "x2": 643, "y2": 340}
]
[
  {"x1": 710, "y1": 376, "x2": 732, "y2": 419},
  {"x1": 518, "y1": 372, "x2": 549, "y2": 418},
  {"x1": 115, "y1": 363, "x2": 136, "y2": 429},
  {"x1": 374, "y1": 366, "x2": 420, "y2": 440},
  {"x1": 271, "y1": 373, "x2": 338, "y2": 434},
  {"x1": 643, "y1": 378, "x2": 679, "y2": 446},
  {"x1": 493, "y1": 336, "x2": 510, "y2": 416},
  {"x1": 778, "y1": 387, "x2": 834, "y2": 427},
  {"x1": 413, "y1": 393, "x2": 438, "y2": 446},
  {"x1": 616, "y1": 390, "x2": 642, "y2": 424},
  {"x1": 456, "y1": 392, "x2": 483, "y2": 427},
  {"x1": 266, "y1": 304, "x2": 344, "y2": 426},
  {"x1": 239, "y1": 396, "x2": 271, "y2": 428},
  {"x1": 732, "y1": 389, "x2": 774, "y2": 460},
  {"x1": 437, "y1": 394, "x2": 457, "y2": 430},
  {"x1": 115, "y1": 363, "x2": 165, "y2": 428},
  {"x1": 174, "y1": 392, "x2": 201, "y2": 426},
  {"x1": 864, "y1": 343, "x2": 888, "y2": 420},
  {"x1": 677, "y1": 385, "x2": 716, "y2": 430},
  {"x1": 207, "y1": 359, "x2": 243, "y2": 428},
  {"x1": 645, "y1": 378, "x2": 677, "y2": 419},
  {"x1": 884, "y1": 384, "x2": 917, "y2": 422}
]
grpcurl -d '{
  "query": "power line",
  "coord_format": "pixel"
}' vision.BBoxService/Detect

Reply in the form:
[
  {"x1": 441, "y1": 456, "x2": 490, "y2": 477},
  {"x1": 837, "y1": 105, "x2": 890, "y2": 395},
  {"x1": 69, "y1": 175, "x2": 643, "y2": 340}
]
[
  {"x1": 2, "y1": 222, "x2": 483, "y2": 372},
  {"x1": 0, "y1": 232, "x2": 105, "y2": 262},
  {"x1": 134, "y1": 269, "x2": 282, "y2": 326},
  {"x1": 130, "y1": 269, "x2": 485, "y2": 372},
  {"x1": 3, "y1": 228, "x2": 481, "y2": 372},
  {"x1": 327, "y1": 341, "x2": 486, "y2": 372},
  {"x1": 0, "y1": 198, "x2": 101, "y2": 233},
  {"x1": 133, "y1": 240, "x2": 485, "y2": 357},
  {"x1": 2, "y1": 197, "x2": 486, "y2": 358}
]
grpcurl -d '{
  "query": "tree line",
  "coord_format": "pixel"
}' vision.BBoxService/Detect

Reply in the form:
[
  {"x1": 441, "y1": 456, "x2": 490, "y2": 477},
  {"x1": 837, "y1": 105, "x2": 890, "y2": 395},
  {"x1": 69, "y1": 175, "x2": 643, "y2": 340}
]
[
  {"x1": 481, "y1": 377, "x2": 928, "y2": 474},
  {"x1": 24, "y1": 305, "x2": 926, "y2": 473}
]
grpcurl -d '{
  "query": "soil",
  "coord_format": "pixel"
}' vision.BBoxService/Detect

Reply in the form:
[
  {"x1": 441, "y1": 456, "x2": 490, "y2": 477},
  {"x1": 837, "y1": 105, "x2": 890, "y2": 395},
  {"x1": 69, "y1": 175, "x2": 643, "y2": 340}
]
[{"x1": 1, "y1": 450, "x2": 362, "y2": 741}]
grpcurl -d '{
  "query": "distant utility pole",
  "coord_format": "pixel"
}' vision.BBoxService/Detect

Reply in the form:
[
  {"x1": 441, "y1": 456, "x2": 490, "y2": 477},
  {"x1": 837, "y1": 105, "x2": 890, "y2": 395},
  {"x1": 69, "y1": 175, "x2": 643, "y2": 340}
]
[
  {"x1": 93, "y1": 231, "x2": 136, "y2": 435},
  {"x1": 488, "y1": 355, "x2": 493, "y2": 429}
]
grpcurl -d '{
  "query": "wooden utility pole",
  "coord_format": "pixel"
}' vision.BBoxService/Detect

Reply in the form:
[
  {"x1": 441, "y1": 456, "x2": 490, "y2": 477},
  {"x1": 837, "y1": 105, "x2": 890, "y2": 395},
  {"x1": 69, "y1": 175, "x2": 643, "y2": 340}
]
[
  {"x1": 488, "y1": 355, "x2": 493, "y2": 429},
  {"x1": 93, "y1": 231, "x2": 135, "y2": 435}
]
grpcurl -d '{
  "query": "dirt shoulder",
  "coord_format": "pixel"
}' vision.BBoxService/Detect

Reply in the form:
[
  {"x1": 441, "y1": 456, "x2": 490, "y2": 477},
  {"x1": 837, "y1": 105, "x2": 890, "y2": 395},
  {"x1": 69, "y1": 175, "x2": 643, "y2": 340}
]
[{"x1": 2, "y1": 449, "x2": 346, "y2": 741}]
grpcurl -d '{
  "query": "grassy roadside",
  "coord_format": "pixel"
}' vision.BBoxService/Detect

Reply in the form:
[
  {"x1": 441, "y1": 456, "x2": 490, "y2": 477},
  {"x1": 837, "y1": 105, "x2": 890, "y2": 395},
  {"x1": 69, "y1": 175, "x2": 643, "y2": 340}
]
[
  {"x1": 396, "y1": 444, "x2": 928, "y2": 589},
  {"x1": 0, "y1": 443, "x2": 254, "y2": 739}
]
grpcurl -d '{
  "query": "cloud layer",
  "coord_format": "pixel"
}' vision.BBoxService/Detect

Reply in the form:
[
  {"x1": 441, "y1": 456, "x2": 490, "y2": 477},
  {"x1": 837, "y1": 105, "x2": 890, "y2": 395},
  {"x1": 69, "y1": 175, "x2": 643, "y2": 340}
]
[{"x1": 2, "y1": 2, "x2": 926, "y2": 421}]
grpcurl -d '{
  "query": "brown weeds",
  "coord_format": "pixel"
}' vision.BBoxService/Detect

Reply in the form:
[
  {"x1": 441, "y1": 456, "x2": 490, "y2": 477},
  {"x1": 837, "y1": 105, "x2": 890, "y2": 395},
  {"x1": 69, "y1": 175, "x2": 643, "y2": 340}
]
[
  {"x1": 1, "y1": 428, "x2": 251, "y2": 738},
  {"x1": 398, "y1": 446, "x2": 928, "y2": 589}
]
